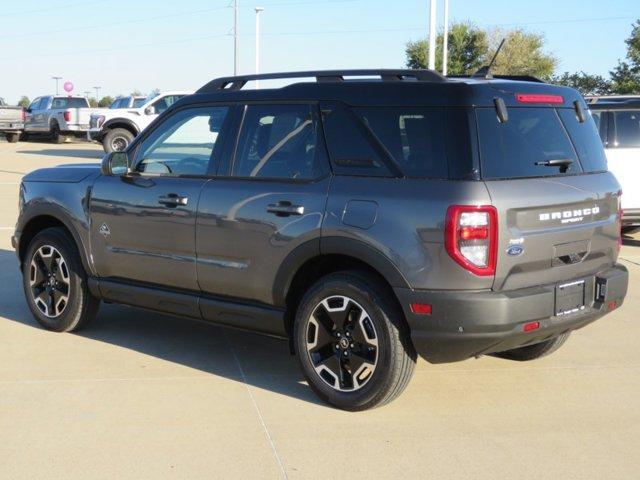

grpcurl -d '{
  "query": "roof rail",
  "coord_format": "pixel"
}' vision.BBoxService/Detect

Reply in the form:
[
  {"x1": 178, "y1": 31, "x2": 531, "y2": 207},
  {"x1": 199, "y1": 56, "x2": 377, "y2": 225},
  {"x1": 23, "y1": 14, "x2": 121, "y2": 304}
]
[
  {"x1": 197, "y1": 69, "x2": 447, "y2": 93},
  {"x1": 448, "y1": 74, "x2": 545, "y2": 83}
]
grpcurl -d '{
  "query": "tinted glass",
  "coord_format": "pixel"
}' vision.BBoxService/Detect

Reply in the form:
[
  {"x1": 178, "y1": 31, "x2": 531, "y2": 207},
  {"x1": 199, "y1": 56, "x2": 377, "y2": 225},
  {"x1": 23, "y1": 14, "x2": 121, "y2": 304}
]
[
  {"x1": 477, "y1": 107, "x2": 581, "y2": 179},
  {"x1": 29, "y1": 98, "x2": 43, "y2": 110},
  {"x1": 133, "y1": 97, "x2": 146, "y2": 108},
  {"x1": 613, "y1": 110, "x2": 640, "y2": 147},
  {"x1": 355, "y1": 107, "x2": 448, "y2": 178},
  {"x1": 152, "y1": 95, "x2": 183, "y2": 114},
  {"x1": 321, "y1": 102, "x2": 393, "y2": 177},
  {"x1": 558, "y1": 109, "x2": 608, "y2": 172},
  {"x1": 51, "y1": 97, "x2": 88, "y2": 109},
  {"x1": 233, "y1": 104, "x2": 325, "y2": 180},
  {"x1": 136, "y1": 106, "x2": 229, "y2": 176}
]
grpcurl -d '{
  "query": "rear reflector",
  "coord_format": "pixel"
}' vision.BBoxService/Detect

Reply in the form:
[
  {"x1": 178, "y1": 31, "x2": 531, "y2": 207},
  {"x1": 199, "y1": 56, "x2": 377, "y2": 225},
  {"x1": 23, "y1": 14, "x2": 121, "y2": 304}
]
[
  {"x1": 516, "y1": 93, "x2": 564, "y2": 104},
  {"x1": 410, "y1": 303, "x2": 432, "y2": 315},
  {"x1": 523, "y1": 321, "x2": 540, "y2": 332}
]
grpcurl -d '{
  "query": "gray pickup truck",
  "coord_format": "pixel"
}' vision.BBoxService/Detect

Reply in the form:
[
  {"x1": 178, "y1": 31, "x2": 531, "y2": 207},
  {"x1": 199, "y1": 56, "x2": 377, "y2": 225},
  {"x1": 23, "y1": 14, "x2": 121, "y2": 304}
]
[
  {"x1": 0, "y1": 98, "x2": 24, "y2": 143},
  {"x1": 24, "y1": 95, "x2": 96, "y2": 143}
]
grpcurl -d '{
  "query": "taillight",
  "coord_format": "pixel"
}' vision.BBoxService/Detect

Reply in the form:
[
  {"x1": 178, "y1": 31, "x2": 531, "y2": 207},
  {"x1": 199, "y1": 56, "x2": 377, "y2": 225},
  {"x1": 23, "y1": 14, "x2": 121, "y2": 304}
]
[
  {"x1": 445, "y1": 205, "x2": 498, "y2": 276},
  {"x1": 516, "y1": 93, "x2": 564, "y2": 104},
  {"x1": 21, "y1": 109, "x2": 26, "y2": 122},
  {"x1": 63, "y1": 110, "x2": 71, "y2": 122}
]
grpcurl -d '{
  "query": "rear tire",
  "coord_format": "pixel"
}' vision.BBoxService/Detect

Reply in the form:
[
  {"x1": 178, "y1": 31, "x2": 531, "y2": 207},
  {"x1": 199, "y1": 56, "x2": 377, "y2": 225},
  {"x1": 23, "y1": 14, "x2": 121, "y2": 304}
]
[
  {"x1": 6, "y1": 132, "x2": 19, "y2": 143},
  {"x1": 22, "y1": 227, "x2": 99, "y2": 332},
  {"x1": 294, "y1": 271, "x2": 416, "y2": 411},
  {"x1": 491, "y1": 332, "x2": 570, "y2": 361},
  {"x1": 103, "y1": 128, "x2": 134, "y2": 153},
  {"x1": 51, "y1": 122, "x2": 66, "y2": 144}
]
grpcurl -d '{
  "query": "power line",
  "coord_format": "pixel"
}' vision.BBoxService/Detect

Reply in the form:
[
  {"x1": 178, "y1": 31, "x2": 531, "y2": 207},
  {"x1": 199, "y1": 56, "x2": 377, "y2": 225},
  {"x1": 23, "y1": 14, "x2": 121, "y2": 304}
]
[{"x1": 0, "y1": 0, "x2": 104, "y2": 17}]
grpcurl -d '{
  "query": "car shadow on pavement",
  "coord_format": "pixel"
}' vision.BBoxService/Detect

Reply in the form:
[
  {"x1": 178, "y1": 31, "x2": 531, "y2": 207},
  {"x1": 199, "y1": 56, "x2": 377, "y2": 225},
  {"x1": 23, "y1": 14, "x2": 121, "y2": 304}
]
[
  {"x1": 0, "y1": 248, "x2": 323, "y2": 407},
  {"x1": 622, "y1": 235, "x2": 640, "y2": 247},
  {"x1": 17, "y1": 148, "x2": 103, "y2": 159}
]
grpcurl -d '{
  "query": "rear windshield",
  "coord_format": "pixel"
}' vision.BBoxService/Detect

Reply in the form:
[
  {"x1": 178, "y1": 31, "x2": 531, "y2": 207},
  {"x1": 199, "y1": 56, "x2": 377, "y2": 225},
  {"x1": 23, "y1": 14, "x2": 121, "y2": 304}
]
[
  {"x1": 51, "y1": 97, "x2": 89, "y2": 109},
  {"x1": 477, "y1": 107, "x2": 607, "y2": 179}
]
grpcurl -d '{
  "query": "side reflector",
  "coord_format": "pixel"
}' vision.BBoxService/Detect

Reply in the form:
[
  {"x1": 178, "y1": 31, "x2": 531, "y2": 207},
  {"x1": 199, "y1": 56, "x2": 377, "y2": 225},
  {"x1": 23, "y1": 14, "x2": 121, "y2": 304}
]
[
  {"x1": 410, "y1": 303, "x2": 432, "y2": 315},
  {"x1": 608, "y1": 301, "x2": 617, "y2": 311},
  {"x1": 516, "y1": 93, "x2": 564, "y2": 104},
  {"x1": 523, "y1": 321, "x2": 540, "y2": 332}
]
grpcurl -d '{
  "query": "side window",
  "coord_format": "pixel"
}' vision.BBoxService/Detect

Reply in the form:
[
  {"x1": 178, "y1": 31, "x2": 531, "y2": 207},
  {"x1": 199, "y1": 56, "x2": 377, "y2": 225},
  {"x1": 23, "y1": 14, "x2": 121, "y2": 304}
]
[
  {"x1": 232, "y1": 104, "x2": 326, "y2": 180},
  {"x1": 152, "y1": 95, "x2": 183, "y2": 114},
  {"x1": 28, "y1": 98, "x2": 42, "y2": 111},
  {"x1": 613, "y1": 110, "x2": 640, "y2": 148},
  {"x1": 135, "y1": 106, "x2": 229, "y2": 176}
]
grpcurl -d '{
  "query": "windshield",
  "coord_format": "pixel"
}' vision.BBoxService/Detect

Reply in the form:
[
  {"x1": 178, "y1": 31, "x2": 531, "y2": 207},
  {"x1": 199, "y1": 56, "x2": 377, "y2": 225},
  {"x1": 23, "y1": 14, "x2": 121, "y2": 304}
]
[
  {"x1": 142, "y1": 92, "x2": 160, "y2": 106},
  {"x1": 133, "y1": 97, "x2": 146, "y2": 108}
]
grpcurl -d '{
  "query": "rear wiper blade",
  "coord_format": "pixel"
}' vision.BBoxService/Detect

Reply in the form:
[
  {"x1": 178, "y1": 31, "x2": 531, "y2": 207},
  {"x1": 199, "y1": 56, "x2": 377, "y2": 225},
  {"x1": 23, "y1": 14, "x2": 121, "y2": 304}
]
[{"x1": 535, "y1": 159, "x2": 574, "y2": 167}]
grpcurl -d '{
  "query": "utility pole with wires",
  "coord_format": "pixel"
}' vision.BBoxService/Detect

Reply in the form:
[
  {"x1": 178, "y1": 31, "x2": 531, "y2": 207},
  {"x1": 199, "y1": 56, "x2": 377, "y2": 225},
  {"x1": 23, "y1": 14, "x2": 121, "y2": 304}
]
[
  {"x1": 427, "y1": 0, "x2": 437, "y2": 70},
  {"x1": 233, "y1": 0, "x2": 239, "y2": 76}
]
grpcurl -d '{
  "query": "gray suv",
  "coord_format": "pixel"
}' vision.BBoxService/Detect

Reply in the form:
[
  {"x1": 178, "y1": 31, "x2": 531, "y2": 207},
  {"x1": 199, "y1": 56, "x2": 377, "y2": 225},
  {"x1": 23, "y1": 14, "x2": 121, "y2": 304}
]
[{"x1": 12, "y1": 70, "x2": 629, "y2": 410}]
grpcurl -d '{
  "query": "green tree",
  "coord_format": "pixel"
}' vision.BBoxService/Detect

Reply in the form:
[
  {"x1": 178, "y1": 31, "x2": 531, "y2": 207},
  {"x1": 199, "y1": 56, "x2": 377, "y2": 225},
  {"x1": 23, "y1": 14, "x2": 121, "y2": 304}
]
[
  {"x1": 487, "y1": 29, "x2": 557, "y2": 79},
  {"x1": 130, "y1": 90, "x2": 143, "y2": 96},
  {"x1": 405, "y1": 23, "x2": 488, "y2": 74},
  {"x1": 550, "y1": 71, "x2": 612, "y2": 96},
  {"x1": 88, "y1": 97, "x2": 99, "y2": 108},
  {"x1": 610, "y1": 20, "x2": 640, "y2": 94},
  {"x1": 98, "y1": 96, "x2": 115, "y2": 107},
  {"x1": 17, "y1": 96, "x2": 30, "y2": 108}
]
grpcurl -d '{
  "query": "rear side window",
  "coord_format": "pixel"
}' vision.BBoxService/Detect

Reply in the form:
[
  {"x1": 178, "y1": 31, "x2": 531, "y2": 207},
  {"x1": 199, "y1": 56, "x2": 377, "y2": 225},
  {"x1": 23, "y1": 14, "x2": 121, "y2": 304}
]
[
  {"x1": 558, "y1": 109, "x2": 607, "y2": 172},
  {"x1": 355, "y1": 107, "x2": 448, "y2": 179},
  {"x1": 612, "y1": 110, "x2": 640, "y2": 148},
  {"x1": 232, "y1": 104, "x2": 327, "y2": 180},
  {"x1": 477, "y1": 107, "x2": 581, "y2": 179}
]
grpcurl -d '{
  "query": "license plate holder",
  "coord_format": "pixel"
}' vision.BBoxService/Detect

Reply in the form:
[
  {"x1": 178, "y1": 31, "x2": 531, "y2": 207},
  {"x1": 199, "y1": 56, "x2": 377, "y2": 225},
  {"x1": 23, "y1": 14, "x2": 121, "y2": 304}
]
[{"x1": 555, "y1": 280, "x2": 586, "y2": 316}]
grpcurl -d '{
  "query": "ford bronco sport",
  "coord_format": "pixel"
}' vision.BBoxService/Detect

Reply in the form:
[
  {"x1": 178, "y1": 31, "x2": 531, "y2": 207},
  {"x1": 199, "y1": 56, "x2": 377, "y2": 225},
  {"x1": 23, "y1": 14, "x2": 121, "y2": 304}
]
[{"x1": 13, "y1": 70, "x2": 629, "y2": 410}]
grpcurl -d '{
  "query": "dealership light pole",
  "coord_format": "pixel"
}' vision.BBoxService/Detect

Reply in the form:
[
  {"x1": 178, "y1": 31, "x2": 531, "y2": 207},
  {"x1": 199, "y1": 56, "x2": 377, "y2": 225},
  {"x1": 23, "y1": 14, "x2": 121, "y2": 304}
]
[
  {"x1": 255, "y1": 7, "x2": 264, "y2": 88},
  {"x1": 94, "y1": 86, "x2": 101, "y2": 103},
  {"x1": 52, "y1": 76, "x2": 62, "y2": 95},
  {"x1": 233, "y1": 0, "x2": 239, "y2": 76},
  {"x1": 442, "y1": 0, "x2": 449, "y2": 76},
  {"x1": 428, "y1": 0, "x2": 437, "y2": 70}
]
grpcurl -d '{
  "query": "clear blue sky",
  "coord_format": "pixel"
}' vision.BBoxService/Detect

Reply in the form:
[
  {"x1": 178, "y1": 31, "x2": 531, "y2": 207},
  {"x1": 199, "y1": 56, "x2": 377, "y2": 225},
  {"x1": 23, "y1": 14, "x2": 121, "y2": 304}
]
[{"x1": 1, "y1": 0, "x2": 637, "y2": 103}]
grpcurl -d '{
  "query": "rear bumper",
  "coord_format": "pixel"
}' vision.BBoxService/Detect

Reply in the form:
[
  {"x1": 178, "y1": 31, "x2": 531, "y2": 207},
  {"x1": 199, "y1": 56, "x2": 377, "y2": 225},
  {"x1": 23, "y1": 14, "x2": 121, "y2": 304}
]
[
  {"x1": 0, "y1": 122, "x2": 24, "y2": 131},
  {"x1": 395, "y1": 264, "x2": 628, "y2": 364},
  {"x1": 623, "y1": 209, "x2": 640, "y2": 226}
]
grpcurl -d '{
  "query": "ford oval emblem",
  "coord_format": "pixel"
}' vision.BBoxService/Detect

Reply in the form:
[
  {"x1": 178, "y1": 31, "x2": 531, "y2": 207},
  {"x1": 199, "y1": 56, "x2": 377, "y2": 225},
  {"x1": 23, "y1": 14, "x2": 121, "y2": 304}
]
[{"x1": 507, "y1": 245, "x2": 524, "y2": 257}]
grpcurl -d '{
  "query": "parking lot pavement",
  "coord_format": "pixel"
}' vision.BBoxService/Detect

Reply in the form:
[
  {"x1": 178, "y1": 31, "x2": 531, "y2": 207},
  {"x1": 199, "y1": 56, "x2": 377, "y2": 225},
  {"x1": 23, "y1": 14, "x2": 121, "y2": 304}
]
[{"x1": 0, "y1": 139, "x2": 639, "y2": 479}]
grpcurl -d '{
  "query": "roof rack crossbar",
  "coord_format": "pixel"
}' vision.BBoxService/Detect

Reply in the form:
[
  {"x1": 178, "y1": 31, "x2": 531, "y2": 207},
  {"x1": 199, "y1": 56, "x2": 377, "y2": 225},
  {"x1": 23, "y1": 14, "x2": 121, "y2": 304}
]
[{"x1": 197, "y1": 69, "x2": 446, "y2": 93}]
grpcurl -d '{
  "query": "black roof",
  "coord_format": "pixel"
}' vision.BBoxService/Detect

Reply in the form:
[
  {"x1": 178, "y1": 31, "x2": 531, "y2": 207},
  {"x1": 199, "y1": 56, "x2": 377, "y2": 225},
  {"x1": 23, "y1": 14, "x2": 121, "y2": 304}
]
[{"x1": 180, "y1": 69, "x2": 584, "y2": 108}]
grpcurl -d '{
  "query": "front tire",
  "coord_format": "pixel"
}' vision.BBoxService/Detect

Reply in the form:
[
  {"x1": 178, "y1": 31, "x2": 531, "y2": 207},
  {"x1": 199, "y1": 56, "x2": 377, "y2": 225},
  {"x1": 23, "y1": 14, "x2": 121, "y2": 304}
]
[
  {"x1": 22, "y1": 227, "x2": 99, "y2": 332},
  {"x1": 103, "y1": 128, "x2": 134, "y2": 153},
  {"x1": 6, "y1": 132, "x2": 19, "y2": 143},
  {"x1": 294, "y1": 271, "x2": 416, "y2": 411},
  {"x1": 491, "y1": 333, "x2": 570, "y2": 361}
]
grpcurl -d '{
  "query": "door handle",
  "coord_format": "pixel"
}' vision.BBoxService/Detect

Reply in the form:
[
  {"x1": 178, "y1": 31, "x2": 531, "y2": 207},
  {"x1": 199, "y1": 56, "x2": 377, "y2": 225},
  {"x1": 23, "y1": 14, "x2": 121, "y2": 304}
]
[
  {"x1": 158, "y1": 193, "x2": 188, "y2": 207},
  {"x1": 267, "y1": 201, "x2": 304, "y2": 217}
]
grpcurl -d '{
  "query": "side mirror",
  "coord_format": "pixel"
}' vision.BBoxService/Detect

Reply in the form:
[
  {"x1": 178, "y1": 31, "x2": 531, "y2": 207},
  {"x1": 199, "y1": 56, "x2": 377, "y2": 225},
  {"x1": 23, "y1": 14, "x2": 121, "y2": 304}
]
[
  {"x1": 101, "y1": 151, "x2": 131, "y2": 176},
  {"x1": 144, "y1": 106, "x2": 156, "y2": 115}
]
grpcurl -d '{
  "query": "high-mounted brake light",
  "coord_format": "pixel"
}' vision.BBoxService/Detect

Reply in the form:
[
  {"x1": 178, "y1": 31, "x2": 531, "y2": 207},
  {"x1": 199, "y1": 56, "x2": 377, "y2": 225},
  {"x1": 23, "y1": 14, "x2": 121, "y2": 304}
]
[
  {"x1": 516, "y1": 93, "x2": 564, "y2": 104},
  {"x1": 445, "y1": 205, "x2": 498, "y2": 276},
  {"x1": 63, "y1": 110, "x2": 71, "y2": 122}
]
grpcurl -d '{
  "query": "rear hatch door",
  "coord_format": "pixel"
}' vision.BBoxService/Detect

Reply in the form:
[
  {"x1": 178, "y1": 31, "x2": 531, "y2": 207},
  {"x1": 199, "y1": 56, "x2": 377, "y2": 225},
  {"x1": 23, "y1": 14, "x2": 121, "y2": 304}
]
[{"x1": 476, "y1": 102, "x2": 621, "y2": 292}]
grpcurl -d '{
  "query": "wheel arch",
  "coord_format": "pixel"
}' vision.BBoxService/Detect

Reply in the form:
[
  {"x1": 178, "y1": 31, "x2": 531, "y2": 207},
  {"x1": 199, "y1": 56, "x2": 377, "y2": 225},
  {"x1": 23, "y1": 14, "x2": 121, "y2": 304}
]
[
  {"x1": 17, "y1": 208, "x2": 92, "y2": 276},
  {"x1": 275, "y1": 237, "x2": 411, "y2": 341},
  {"x1": 102, "y1": 119, "x2": 139, "y2": 136}
]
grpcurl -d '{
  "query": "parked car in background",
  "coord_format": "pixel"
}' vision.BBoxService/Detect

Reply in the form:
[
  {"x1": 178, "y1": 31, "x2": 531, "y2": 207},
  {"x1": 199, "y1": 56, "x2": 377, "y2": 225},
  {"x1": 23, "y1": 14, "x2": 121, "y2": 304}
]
[
  {"x1": 587, "y1": 95, "x2": 640, "y2": 234},
  {"x1": 24, "y1": 95, "x2": 97, "y2": 143},
  {"x1": 89, "y1": 91, "x2": 192, "y2": 152},
  {"x1": 0, "y1": 97, "x2": 25, "y2": 143},
  {"x1": 109, "y1": 96, "x2": 146, "y2": 109},
  {"x1": 14, "y1": 70, "x2": 628, "y2": 410}
]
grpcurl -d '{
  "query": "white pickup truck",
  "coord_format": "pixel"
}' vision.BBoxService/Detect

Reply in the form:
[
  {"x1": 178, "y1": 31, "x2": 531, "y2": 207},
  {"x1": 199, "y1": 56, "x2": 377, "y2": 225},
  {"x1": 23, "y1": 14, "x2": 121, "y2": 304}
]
[
  {"x1": 24, "y1": 95, "x2": 103, "y2": 143},
  {"x1": 0, "y1": 98, "x2": 24, "y2": 143},
  {"x1": 89, "y1": 91, "x2": 192, "y2": 152}
]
